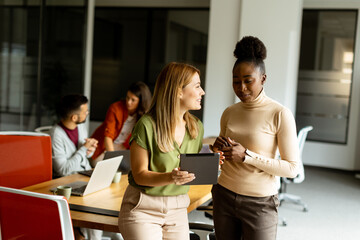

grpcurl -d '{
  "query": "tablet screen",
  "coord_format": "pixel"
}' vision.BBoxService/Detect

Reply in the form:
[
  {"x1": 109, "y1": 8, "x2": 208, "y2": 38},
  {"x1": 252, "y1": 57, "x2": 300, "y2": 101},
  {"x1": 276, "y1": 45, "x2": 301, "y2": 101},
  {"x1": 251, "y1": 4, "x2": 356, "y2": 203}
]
[{"x1": 180, "y1": 153, "x2": 220, "y2": 185}]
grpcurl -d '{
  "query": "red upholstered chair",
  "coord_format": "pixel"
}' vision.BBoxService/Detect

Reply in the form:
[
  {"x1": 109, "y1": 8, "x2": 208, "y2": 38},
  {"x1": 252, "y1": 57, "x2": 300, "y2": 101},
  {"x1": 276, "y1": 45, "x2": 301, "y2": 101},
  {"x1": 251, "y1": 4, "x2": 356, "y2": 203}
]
[
  {"x1": 0, "y1": 186, "x2": 75, "y2": 240},
  {"x1": 0, "y1": 131, "x2": 52, "y2": 188}
]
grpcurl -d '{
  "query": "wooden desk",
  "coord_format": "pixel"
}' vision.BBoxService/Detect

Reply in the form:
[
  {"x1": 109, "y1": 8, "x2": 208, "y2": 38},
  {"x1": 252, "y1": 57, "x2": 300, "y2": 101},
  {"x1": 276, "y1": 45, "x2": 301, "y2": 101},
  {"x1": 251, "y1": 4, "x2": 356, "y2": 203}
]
[{"x1": 23, "y1": 174, "x2": 212, "y2": 233}]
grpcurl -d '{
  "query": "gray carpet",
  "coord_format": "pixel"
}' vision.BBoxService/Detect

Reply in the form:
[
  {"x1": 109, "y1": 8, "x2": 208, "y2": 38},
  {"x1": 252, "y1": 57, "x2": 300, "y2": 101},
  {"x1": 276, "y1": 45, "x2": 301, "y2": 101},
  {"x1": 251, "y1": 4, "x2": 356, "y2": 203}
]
[{"x1": 188, "y1": 166, "x2": 360, "y2": 240}]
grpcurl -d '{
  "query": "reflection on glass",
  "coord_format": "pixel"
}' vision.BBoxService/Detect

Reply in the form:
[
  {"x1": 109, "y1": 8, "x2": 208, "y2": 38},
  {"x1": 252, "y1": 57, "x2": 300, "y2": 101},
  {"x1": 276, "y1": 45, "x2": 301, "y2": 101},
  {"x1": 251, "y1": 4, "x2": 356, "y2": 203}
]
[
  {"x1": 0, "y1": 1, "x2": 86, "y2": 131},
  {"x1": 296, "y1": 10, "x2": 357, "y2": 143},
  {"x1": 0, "y1": 5, "x2": 40, "y2": 131},
  {"x1": 90, "y1": 8, "x2": 209, "y2": 121}
]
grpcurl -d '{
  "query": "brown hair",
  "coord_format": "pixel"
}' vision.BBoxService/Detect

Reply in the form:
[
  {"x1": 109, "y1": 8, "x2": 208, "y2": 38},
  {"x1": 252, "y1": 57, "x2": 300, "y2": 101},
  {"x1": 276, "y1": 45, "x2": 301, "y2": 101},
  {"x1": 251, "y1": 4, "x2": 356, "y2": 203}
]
[
  {"x1": 128, "y1": 81, "x2": 152, "y2": 120},
  {"x1": 148, "y1": 62, "x2": 200, "y2": 152}
]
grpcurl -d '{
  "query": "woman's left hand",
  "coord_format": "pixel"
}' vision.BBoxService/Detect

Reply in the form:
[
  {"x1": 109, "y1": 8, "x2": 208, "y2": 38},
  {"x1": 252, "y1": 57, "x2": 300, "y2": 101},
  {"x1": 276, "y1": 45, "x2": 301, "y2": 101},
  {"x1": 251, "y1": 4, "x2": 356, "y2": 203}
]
[
  {"x1": 221, "y1": 138, "x2": 246, "y2": 162},
  {"x1": 171, "y1": 168, "x2": 195, "y2": 185}
]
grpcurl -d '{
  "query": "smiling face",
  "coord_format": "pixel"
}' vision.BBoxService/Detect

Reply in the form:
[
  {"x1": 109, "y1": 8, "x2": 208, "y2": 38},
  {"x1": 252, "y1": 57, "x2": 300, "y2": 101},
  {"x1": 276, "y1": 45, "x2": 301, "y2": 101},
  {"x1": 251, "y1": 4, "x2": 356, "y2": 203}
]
[
  {"x1": 232, "y1": 61, "x2": 266, "y2": 103},
  {"x1": 126, "y1": 91, "x2": 140, "y2": 115},
  {"x1": 180, "y1": 72, "x2": 205, "y2": 111}
]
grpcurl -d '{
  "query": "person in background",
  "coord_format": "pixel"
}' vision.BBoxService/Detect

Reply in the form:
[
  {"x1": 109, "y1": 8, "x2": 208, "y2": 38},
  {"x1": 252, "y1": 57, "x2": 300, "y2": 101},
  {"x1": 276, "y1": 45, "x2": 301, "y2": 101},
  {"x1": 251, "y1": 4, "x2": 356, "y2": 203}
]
[
  {"x1": 211, "y1": 36, "x2": 300, "y2": 240},
  {"x1": 91, "y1": 81, "x2": 152, "y2": 161},
  {"x1": 50, "y1": 94, "x2": 122, "y2": 240},
  {"x1": 118, "y1": 62, "x2": 205, "y2": 240},
  {"x1": 50, "y1": 94, "x2": 101, "y2": 240},
  {"x1": 50, "y1": 94, "x2": 97, "y2": 178}
]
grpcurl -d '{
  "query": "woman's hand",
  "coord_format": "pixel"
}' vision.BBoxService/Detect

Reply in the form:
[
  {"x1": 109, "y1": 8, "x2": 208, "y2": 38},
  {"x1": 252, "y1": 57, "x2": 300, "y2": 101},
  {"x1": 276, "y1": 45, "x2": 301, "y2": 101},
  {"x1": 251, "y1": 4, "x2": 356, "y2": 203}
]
[
  {"x1": 211, "y1": 136, "x2": 233, "y2": 167},
  {"x1": 221, "y1": 138, "x2": 246, "y2": 162},
  {"x1": 171, "y1": 168, "x2": 195, "y2": 185},
  {"x1": 211, "y1": 136, "x2": 231, "y2": 152},
  {"x1": 211, "y1": 150, "x2": 224, "y2": 169}
]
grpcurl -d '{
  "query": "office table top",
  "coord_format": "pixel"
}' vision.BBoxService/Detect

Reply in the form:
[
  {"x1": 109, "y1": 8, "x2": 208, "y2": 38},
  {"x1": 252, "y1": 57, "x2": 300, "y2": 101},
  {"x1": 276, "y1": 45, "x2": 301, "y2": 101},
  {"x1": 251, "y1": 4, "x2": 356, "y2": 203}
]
[{"x1": 23, "y1": 174, "x2": 212, "y2": 233}]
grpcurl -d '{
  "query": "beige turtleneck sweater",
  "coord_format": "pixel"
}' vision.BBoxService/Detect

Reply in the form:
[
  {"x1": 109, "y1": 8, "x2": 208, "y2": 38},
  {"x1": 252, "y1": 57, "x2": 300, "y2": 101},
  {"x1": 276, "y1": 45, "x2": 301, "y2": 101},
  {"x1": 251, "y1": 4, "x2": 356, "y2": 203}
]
[{"x1": 218, "y1": 90, "x2": 300, "y2": 197}]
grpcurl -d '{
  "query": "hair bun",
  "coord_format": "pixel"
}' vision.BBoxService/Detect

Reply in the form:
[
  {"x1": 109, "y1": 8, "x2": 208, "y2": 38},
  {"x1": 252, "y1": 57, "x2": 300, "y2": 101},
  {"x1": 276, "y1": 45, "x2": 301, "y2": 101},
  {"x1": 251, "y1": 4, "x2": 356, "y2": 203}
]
[{"x1": 233, "y1": 36, "x2": 267, "y2": 61}]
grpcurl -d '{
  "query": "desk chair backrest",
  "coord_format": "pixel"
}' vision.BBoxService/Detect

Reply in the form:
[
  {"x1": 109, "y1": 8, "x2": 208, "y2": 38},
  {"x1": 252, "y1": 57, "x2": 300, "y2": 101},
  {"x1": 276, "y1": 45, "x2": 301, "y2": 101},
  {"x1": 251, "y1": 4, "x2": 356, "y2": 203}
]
[
  {"x1": 0, "y1": 186, "x2": 74, "y2": 240},
  {"x1": 0, "y1": 131, "x2": 52, "y2": 188},
  {"x1": 293, "y1": 126, "x2": 313, "y2": 183},
  {"x1": 297, "y1": 126, "x2": 313, "y2": 159},
  {"x1": 34, "y1": 125, "x2": 53, "y2": 135}
]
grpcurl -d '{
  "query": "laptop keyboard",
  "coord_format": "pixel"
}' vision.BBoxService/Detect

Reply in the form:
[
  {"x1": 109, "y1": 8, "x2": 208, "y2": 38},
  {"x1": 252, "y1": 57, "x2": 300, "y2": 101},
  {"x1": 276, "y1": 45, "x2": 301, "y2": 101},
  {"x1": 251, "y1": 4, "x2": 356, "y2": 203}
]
[
  {"x1": 72, "y1": 185, "x2": 87, "y2": 194},
  {"x1": 78, "y1": 169, "x2": 93, "y2": 177}
]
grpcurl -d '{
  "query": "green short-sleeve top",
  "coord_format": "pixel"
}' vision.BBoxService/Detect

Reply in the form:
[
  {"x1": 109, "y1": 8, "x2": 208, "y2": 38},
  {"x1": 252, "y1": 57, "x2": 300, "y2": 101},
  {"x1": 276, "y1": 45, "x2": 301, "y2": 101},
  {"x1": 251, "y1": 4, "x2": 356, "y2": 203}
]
[{"x1": 128, "y1": 114, "x2": 204, "y2": 196}]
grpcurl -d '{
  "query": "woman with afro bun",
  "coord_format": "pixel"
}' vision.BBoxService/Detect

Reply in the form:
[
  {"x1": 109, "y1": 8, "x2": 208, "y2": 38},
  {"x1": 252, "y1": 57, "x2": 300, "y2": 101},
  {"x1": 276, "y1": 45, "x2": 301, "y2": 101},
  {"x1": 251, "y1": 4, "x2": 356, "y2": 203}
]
[{"x1": 211, "y1": 36, "x2": 300, "y2": 240}]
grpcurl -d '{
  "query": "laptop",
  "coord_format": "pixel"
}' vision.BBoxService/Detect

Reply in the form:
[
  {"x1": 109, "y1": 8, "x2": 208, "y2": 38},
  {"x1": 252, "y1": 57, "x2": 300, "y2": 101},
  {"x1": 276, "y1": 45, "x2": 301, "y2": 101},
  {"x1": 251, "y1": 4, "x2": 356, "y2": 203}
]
[
  {"x1": 180, "y1": 153, "x2": 220, "y2": 185},
  {"x1": 56, "y1": 156, "x2": 122, "y2": 196},
  {"x1": 78, "y1": 150, "x2": 131, "y2": 177},
  {"x1": 104, "y1": 150, "x2": 131, "y2": 173}
]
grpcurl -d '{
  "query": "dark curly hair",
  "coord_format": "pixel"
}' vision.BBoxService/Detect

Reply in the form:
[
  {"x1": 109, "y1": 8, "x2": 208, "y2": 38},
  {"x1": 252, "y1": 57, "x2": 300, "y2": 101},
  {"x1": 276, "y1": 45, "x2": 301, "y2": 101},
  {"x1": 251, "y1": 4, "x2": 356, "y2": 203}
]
[{"x1": 233, "y1": 36, "x2": 267, "y2": 74}]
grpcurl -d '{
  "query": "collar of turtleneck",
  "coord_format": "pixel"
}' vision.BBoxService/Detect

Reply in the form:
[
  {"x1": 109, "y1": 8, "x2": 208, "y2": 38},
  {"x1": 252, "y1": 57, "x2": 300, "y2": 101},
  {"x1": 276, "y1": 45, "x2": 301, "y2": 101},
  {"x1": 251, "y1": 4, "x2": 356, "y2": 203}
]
[{"x1": 240, "y1": 89, "x2": 267, "y2": 109}]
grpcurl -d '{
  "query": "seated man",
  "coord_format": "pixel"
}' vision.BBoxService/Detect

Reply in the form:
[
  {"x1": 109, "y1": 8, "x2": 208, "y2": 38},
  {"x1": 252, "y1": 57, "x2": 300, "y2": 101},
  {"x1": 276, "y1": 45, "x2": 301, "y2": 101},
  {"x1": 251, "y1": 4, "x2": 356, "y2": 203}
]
[
  {"x1": 50, "y1": 94, "x2": 97, "y2": 178},
  {"x1": 50, "y1": 94, "x2": 101, "y2": 240},
  {"x1": 50, "y1": 94, "x2": 123, "y2": 240}
]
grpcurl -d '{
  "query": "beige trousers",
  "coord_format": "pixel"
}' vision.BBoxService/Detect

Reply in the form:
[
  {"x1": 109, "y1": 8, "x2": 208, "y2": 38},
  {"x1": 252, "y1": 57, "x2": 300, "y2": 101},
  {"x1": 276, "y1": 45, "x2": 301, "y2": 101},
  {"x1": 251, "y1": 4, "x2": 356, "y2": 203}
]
[{"x1": 118, "y1": 185, "x2": 190, "y2": 240}]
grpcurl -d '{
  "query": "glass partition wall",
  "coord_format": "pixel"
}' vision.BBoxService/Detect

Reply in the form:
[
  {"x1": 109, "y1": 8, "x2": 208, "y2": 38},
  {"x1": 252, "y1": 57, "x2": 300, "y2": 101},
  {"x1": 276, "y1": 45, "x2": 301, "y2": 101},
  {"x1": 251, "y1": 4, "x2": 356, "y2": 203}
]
[
  {"x1": 296, "y1": 10, "x2": 357, "y2": 143},
  {"x1": 0, "y1": 3, "x2": 209, "y2": 131},
  {"x1": 90, "y1": 8, "x2": 209, "y2": 122},
  {"x1": 0, "y1": 0, "x2": 87, "y2": 131}
]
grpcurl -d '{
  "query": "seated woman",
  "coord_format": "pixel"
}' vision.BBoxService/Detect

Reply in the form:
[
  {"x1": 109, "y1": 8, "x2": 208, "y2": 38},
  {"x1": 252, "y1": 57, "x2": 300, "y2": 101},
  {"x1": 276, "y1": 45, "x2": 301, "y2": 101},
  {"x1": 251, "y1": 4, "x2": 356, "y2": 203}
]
[{"x1": 91, "y1": 81, "x2": 152, "y2": 161}]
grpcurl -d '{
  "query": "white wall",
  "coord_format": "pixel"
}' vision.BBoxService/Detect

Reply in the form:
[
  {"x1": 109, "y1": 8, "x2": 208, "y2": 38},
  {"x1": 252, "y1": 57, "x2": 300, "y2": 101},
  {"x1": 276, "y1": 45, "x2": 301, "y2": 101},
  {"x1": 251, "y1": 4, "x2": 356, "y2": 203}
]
[
  {"x1": 203, "y1": 0, "x2": 303, "y2": 137},
  {"x1": 202, "y1": 0, "x2": 241, "y2": 137},
  {"x1": 238, "y1": 0, "x2": 302, "y2": 112}
]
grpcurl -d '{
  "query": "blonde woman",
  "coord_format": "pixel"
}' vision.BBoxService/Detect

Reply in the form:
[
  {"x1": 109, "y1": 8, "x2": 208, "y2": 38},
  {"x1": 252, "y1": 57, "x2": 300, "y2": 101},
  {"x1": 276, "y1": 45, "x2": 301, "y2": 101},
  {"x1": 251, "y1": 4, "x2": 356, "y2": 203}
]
[{"x1": 118, "y1": 62, "x2": 205, "y2": 240}]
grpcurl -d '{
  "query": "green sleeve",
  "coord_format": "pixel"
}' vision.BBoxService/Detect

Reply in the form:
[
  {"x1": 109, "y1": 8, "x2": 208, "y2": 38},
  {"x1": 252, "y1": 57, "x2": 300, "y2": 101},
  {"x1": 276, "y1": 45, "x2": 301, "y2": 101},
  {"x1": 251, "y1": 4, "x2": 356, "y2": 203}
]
[
  {"x1": 129, "y1": 115, "x2": 154, "y2": 150},
  {"x1": 198, "y1": 120, "x2": 204, "y2": 152}
]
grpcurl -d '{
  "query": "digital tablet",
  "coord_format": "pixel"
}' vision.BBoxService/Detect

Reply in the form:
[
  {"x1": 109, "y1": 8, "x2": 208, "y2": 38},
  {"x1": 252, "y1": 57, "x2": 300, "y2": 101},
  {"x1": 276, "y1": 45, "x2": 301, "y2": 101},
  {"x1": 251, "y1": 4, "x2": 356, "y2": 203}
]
[{"x1": 180, "y1": 153, "x2": 220, "y2": 185}]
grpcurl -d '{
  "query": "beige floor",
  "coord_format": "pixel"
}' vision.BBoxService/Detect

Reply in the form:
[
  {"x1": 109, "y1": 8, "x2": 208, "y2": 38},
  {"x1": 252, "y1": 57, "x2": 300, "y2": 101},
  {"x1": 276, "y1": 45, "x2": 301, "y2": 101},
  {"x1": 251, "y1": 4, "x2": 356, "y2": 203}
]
[{"x1": 188, "y1": 166, "x2": 360, "y2": 240}]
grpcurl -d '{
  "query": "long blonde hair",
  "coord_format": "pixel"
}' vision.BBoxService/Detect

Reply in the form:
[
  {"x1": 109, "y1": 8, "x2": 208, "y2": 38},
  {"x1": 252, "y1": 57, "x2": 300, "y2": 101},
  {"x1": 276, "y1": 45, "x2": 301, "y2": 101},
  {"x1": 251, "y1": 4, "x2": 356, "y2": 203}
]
[{"x1": 148, "y1": 62, "x2": 200, "y2": 153}]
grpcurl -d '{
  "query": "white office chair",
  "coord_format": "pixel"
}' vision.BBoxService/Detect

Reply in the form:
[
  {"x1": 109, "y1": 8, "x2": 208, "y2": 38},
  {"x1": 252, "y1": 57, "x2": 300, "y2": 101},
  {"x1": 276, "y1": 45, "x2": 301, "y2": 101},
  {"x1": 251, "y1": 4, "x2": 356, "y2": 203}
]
[
  {"x1": 278, "y1": 125, "x2": 313, "y2": 226},
  {"x1": 34, "y1": 125, "x2": 53, "y2": 135}
]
